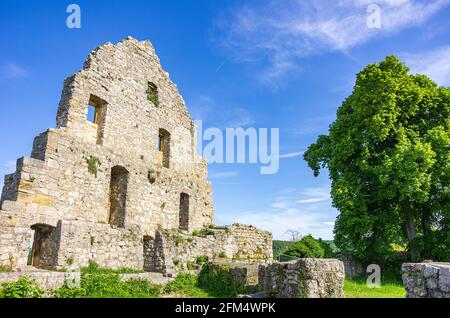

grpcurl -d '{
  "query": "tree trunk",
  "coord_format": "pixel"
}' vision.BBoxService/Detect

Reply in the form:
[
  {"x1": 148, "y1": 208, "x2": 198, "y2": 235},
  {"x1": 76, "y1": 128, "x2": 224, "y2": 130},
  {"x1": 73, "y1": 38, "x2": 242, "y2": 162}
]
[
  {"x1": 421, "y1": 207, "x2": 433, "y2": 259},
  {"x1": 405, "y1": 212, "x2": 420, "y2": 261}
]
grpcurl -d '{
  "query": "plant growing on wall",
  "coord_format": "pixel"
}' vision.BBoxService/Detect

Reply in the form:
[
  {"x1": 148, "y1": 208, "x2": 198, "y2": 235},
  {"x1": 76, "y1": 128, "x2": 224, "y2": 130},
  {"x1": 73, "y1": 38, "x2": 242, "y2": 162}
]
[
  {"x1": 147, "y1": 82, "x2": 159, "y2": 107},
  {"x1": 86, "y1": 156, "x2": 101, "y2": 177}
]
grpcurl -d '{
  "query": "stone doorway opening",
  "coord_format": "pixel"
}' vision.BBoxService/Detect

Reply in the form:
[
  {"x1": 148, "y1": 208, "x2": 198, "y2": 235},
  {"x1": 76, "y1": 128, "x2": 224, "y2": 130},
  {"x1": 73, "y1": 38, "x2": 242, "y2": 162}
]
[
  {"x1": 179, "y1": 193, "x2": 190, "y2": 231},
  {"x1": 143, "y1": 235, "x2": 155, "y2": 272},
  {"x1": 28, "y1": 224, "x2": 58, "y2": 270},
  {"x1": 109, "y1": 166, "x2": 129, "y2": 228}
]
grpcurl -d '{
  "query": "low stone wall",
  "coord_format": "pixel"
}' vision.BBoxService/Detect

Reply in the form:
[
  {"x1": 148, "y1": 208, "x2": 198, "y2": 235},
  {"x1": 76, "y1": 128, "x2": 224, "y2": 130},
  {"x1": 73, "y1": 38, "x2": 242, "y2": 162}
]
[
  {"x1": 227, "y1": 263, "x2": 260, "y2": 289},
  {"x1": 259, "y1": 259, "x2": 345, "y2": 298},
  {"x1": 402, "y1": 262, "x2": 450, "y2": 298},
  {"x1": 147, "y1": 224, "x2": 272, "y2": 276},
  {"x1": 0, "y1": 271, "x2": 171, "y2": 296},
  {"x1": 0, "y1": 271, "x2": 77, "y2": 296},
  {"x1": 227, "y1": 224, "x2": 273, "y2": 261}
]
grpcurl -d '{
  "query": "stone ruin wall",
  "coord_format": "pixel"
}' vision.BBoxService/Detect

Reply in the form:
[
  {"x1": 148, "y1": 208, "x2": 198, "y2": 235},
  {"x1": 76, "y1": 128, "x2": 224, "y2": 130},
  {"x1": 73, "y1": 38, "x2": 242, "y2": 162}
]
[
  {"x1": 145, "y1": 224, "x2": 273, "y2": 276},
  {"x1": 1, "y1": 37, "x2": 213, "y2": 235},
  {"x1": 402, "y1": 262, "x2": 450, "y2": 298},
  {"x1": 0, "y1": 37, "x2": 272, "y2": 272},
  {"x1": 0, "y1": 37, "x2": 214, "y2": 270},
  {"x1": 259, "y1": 259, "x2": 345, "y2": 298}
]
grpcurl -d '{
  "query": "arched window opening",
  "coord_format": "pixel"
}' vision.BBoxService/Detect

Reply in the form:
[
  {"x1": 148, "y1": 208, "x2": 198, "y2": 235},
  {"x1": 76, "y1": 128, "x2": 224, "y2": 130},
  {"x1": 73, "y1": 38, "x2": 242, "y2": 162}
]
[
  {"x1": 179, "y1": 193, "x2": 190, "y2": 231},
  {"x1": 158, "y1": 129, "x2": 171, "y2": 168},
  {"x1": 86, "y1": 94, "x2": 107, "y2": 145},
  {"x1": 109, "y1": 166, "x2": 129, "y2": 228},
  {"x1": 147, "y1": 82, "x2": 159, "y2": 107}
]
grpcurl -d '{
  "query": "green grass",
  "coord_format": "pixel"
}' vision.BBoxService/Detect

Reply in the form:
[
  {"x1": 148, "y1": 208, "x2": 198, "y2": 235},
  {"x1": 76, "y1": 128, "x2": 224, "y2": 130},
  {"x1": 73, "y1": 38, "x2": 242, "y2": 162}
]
[
  {"x1": 80, "y1": 260, "x2": 145, "y2": 274},
  {"x1": 163, "y1": 273, "x2": 212, "y2": 298},
  {"x1": 162, "y1": 263, "x2": 253, "y2": 298},
  {"x1": 344, "y1": 277, "x2": 405, "y2": 298},
  {"x1": 53, "y1": 274, "x2": 160, "y2": 298}
]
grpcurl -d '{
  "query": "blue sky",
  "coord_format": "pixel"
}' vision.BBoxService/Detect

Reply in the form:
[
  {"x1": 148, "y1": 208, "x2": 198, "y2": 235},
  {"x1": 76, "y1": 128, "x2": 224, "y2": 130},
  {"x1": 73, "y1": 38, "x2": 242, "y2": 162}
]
[{"x1": 1, "y1": 0, "x2": 450, "y2": 240}]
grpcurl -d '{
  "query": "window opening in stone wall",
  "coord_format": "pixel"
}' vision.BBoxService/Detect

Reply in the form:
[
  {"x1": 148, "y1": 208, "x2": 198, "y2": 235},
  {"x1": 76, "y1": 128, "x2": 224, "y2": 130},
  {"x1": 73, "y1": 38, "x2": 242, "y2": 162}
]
[
  {"x1": 158, "y1": 129, "x2": 171, "y2": 168},
  {"x1": 179, "y1": 193, "x2": 190, "y2": 231},
  {"x1": 147, "y1": 82, "x2": 159, "y2": 107},
  {"x1": 86, "y1": 94, "x2": 108, "y2": 145},
  {"x1": 109, "y1": 166, "x2": 129, "y2": 228}
]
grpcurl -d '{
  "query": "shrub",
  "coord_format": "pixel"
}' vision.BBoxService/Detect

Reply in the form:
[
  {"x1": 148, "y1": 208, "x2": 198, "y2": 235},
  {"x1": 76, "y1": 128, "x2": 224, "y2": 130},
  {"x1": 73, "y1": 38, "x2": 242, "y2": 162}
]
[
  {"x1": 0, "y1": 276, "x2": 44, "y2": 298},
  {"x1": 163, "y1": 272, "x2": 210, "y2": 298},
  {"x1": 284, "y1": 235, "x2": 325, "y2": 258},
  {"x1": 52, "y1": 281, "x2": 86, "y2": 298},
  {"x1": 197, "y1": 263, "x2": 251, "y2": 297},
  {"x1": 53, "y1": 274, "x2": 160, "y2": 298},
  {"x1": 164, "y1": 273, "x2": 197, "y2": 294},
  {"x1": 318, "y1": 239, "x2": 337, "y2": 258}
]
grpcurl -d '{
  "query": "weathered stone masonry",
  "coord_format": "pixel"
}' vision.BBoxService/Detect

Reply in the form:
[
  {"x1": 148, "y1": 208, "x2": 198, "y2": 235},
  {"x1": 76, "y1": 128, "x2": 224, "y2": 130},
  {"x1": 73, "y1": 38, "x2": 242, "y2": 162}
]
[
  {"x1": 0, "y1": 37, "x2": 272, "y2": 272},
  {"x1": 402, "y1": 262, "x2": 450, "y2": 298}
]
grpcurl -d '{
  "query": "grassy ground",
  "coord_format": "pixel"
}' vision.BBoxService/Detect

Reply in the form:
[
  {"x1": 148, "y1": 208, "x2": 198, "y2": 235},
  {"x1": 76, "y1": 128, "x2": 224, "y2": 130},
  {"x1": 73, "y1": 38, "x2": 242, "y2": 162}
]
[{"x1": 344, "y1": 277, "x2": 405, "y2": 298}]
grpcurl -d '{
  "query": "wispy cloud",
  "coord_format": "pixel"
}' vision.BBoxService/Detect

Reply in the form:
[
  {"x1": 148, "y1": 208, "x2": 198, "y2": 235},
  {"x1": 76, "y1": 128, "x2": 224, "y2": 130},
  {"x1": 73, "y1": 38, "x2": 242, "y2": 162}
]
[
  {"x1": 278, "y1": 151, "x2": 304, "y2": 159},
  {"x1": 217, "y1": 185, "x2": 337, "y2": 240},
  {"x1": 213, "y1": 0, "x2": 449, "y2": 84},
  {"x1": 296, "y1": 187, "x2": 331, "y2": 204},
  {"x1": 0, "y1": 63, "x2": 29, "y2": 79},
  {"x1": 209, "y1": 171, "x2": 239, "y2": 179},
  {"x1": 402, "y1": 46, "x2": 450, "y2": 86}
]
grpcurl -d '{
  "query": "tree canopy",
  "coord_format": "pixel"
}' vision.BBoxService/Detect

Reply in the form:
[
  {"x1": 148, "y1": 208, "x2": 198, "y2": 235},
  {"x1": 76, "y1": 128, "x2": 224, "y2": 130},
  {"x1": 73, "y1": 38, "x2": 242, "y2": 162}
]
[
  {"x1": 304, "y1": 56, "x2": 450, "y2": 262},
  {"x1": 284, "y1": 235, "x2": 325, "y2": 258}
]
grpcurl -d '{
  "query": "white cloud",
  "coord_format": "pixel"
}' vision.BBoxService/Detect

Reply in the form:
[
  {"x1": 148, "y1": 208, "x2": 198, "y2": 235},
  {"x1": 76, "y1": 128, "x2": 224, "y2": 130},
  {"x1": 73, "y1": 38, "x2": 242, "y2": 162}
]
[
  {"x1": 214, "y1": 0, "x2": 449, "y2": 84},
  {"x1": 278, "y1": 151, "x2": 304, "y2": 159},
  {"x1": 297, "y1": 187, "x2": 331, "y2": 204},
  {"x1": 0, "y1": 64, "x2": 29, "y2": 79},
  {"x1": 402, "y1": 46, "x2": 450, "y2": 86},
  {"x1": 217, "y1": 185, "x2": 337, "y2": 240}
]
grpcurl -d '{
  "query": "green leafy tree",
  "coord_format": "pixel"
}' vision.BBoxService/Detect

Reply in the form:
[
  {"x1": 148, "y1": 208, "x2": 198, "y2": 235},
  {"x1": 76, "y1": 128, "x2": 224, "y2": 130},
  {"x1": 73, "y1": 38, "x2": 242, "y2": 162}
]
[
  {"x1": 304, "y1": 56, "x2": 450, "y2": 262},
  {"x1": 284, "y1": 235, "x2": 325, "y2": 258}
]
